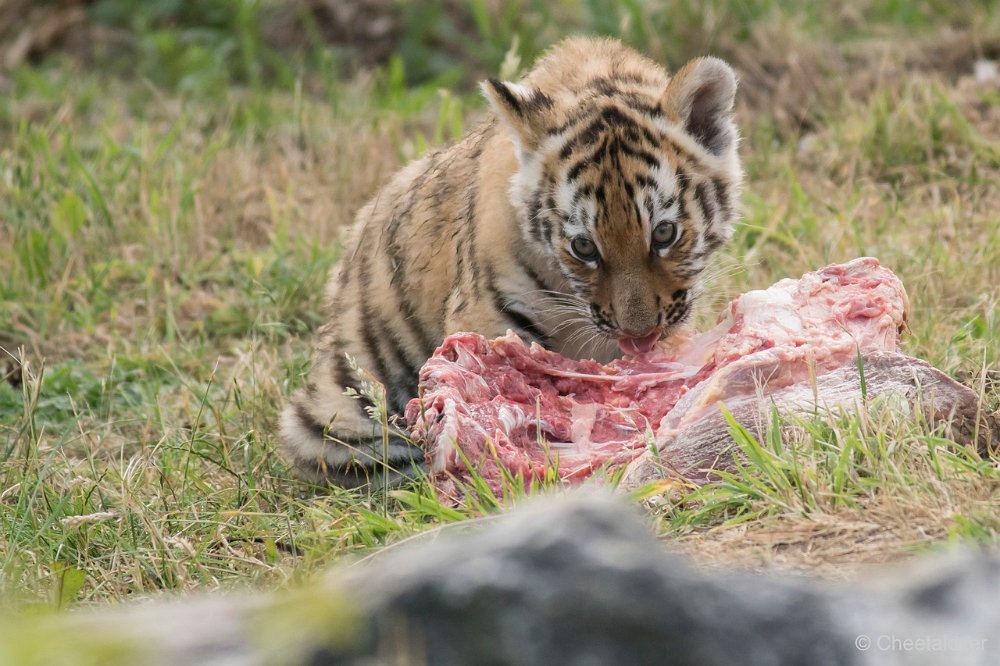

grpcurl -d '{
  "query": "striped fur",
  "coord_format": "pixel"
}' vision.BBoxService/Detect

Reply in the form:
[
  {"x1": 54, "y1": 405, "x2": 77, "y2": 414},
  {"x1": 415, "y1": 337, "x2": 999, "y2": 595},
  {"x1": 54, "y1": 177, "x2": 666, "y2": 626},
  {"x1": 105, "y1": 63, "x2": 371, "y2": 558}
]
[{"x1": 280, "y1": 37, "x2": 743, "y2": 486}]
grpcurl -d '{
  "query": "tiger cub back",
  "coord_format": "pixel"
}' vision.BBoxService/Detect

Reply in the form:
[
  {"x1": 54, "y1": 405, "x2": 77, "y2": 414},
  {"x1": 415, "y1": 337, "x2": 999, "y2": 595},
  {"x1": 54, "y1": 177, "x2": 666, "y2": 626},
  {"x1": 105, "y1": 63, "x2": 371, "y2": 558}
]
[{"x1": 280, "y1": 37, "x2": 743, "y2": 486}]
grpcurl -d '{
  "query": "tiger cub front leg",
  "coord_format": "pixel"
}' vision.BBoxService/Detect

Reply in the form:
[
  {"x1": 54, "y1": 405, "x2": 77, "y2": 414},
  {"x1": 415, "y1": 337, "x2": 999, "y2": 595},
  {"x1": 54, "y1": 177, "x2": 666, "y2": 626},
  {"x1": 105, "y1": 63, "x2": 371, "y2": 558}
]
[
  {"x1": 445, "y1": 289, "x2": 541, "y2": 348},
  {"x1": 279, "y1": 321, "x2": 425, "y2": 488}
]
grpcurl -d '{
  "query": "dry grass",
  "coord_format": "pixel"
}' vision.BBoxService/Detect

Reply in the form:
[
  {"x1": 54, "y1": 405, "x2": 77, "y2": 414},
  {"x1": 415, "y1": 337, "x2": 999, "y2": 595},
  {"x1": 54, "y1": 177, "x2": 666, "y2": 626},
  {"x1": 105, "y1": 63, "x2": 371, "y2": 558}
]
[{"x1": 673, "y1": 431, "x2": 1000, "y2": 578}]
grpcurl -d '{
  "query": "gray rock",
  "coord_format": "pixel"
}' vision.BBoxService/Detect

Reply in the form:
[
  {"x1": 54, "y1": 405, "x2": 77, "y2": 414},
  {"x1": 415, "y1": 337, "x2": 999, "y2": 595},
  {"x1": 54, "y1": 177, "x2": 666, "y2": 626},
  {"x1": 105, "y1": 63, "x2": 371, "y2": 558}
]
[
  {"x1": 328, "y1": 493, "x2": 856, "y2": 666},
  {"x1": 8, "y1": 494, "x2": 999, "y2": 665}
]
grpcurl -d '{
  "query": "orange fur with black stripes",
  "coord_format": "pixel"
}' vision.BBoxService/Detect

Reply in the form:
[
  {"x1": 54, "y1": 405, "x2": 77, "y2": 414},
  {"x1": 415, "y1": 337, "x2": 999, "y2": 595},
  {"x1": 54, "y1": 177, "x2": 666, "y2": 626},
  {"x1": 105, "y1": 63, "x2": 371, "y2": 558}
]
[{"x1": 280, "y1": 37, "x2": 743, "y2": 486}]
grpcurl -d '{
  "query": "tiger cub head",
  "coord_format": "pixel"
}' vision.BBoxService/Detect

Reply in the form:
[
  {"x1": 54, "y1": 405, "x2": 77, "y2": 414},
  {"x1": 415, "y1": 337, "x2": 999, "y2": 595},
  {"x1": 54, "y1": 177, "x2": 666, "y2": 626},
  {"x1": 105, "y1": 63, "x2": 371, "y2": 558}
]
[{"x1": 483, "y1": 38, "x2": 742, "y2": 355}]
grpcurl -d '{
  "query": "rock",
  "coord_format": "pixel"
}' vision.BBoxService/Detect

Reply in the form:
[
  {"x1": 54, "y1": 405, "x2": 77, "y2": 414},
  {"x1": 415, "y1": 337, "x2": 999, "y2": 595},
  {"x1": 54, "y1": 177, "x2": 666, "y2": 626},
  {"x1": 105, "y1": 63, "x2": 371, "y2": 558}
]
[
  {"x1": 839, "y1": 553, "x2": 1000, "y2": 666},
  {"x1": 327, "y1": 493, "x2": 857, "y2": 666},
  {"x1": 3, "y1": 494, "x2": 998, "y2": 665}
]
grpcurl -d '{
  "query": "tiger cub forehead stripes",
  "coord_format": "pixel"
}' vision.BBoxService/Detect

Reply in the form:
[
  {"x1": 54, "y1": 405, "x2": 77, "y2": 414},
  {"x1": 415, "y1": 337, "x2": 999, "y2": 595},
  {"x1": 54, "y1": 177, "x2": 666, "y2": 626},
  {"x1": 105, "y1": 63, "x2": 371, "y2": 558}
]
[{"x1": 279, "y1": 37, "x2": 743, "y2": 486}]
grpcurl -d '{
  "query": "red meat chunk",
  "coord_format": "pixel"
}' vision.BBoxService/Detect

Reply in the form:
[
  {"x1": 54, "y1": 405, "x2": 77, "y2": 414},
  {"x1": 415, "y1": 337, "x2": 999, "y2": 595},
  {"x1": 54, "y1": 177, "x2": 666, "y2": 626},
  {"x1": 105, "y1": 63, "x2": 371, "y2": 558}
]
[{"x1": 405, "y1": 258, "x2": 909, "y2": 500}]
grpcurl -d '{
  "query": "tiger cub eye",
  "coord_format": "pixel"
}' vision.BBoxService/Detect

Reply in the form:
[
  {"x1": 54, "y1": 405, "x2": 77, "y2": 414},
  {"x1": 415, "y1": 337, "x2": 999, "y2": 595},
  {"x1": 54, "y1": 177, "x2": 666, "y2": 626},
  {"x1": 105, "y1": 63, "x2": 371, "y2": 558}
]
[
  {"x1": 571, "y1": 236, "x2": 599, "y2": 262},
  {"x1": 651, "y1": 221, "x2": 678, "y2": 249}
]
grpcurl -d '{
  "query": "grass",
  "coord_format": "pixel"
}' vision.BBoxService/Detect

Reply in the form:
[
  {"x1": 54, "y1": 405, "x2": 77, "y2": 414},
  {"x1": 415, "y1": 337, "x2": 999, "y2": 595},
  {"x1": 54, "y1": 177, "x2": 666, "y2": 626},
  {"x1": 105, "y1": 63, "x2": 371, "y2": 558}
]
[
  {"x1": 1, "y1": 0, "x2": 999, "y2": 615},
  {"x1": 664, "y1": 401, "x2": 1000, "y2": 576}
]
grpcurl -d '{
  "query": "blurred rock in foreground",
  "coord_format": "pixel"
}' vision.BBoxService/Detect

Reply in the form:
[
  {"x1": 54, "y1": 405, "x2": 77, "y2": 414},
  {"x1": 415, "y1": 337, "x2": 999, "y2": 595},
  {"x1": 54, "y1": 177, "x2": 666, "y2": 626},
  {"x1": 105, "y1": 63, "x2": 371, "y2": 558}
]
[{"x1": 3, "y1": 493, "x2": 998, "y2": 665}]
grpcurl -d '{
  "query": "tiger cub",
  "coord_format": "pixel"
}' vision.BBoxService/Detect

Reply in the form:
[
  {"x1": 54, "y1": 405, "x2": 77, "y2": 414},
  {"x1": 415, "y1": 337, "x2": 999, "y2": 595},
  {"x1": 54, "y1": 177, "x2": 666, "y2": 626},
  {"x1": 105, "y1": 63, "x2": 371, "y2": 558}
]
[{"x1": 280, "y1": 37, "x2": 743, "y2": 486}]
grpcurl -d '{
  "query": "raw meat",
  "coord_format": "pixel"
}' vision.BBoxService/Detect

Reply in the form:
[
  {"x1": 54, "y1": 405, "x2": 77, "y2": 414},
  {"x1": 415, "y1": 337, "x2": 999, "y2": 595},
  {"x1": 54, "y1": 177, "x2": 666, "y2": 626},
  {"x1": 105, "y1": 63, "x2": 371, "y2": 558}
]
[
  {"x1": 620, "y1": 350, "x2": 993, "y2": 489},
  {"x1": 404, "y1": 258, "x2": 983, "y2": 500}
]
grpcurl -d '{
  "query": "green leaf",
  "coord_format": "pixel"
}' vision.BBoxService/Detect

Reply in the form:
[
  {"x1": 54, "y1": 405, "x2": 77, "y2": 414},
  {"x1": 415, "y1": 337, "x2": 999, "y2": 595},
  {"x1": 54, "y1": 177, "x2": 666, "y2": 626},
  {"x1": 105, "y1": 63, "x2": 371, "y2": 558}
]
[
  {"x1": 51, "y1": 191, "x2": 88, "y2": 238},
  {"x1": 51, "y1": 563, "x2": 86, "y2": 609},
  {"x1": 263, "y1": 537, "x2": 280, "y2": 564}
]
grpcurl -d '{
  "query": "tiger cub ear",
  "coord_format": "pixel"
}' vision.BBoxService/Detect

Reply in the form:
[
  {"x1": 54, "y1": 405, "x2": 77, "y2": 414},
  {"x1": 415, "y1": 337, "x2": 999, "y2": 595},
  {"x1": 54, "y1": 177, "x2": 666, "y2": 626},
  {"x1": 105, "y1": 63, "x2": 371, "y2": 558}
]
[
  {"x1": 661, "y1": 57, "x2": 738, "y2": 157},
  {"x1": 481, "y1": 79, "x2": 553, "y2": 153}
]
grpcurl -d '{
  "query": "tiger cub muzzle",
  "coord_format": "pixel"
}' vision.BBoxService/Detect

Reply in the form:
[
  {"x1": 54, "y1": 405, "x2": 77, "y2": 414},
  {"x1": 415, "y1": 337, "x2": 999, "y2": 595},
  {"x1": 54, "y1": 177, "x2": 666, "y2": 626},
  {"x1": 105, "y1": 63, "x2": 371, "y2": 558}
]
[{"x1": 594, "y1": 275, "x2": 691, "y2": 355}]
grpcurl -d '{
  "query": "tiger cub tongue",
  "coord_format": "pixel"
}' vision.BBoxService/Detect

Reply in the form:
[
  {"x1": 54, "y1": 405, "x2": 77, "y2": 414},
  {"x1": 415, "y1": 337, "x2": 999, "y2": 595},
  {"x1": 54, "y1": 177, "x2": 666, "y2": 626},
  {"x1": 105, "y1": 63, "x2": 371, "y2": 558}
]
[{"x1": 617, "y1": 331, "x2": 661, "y2": 356}]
